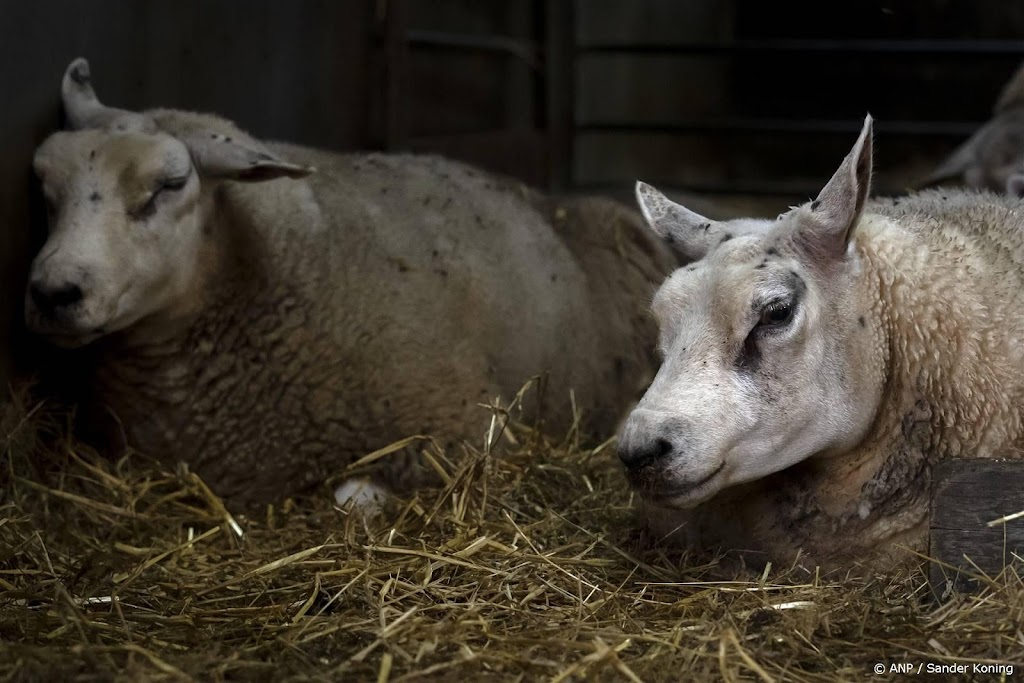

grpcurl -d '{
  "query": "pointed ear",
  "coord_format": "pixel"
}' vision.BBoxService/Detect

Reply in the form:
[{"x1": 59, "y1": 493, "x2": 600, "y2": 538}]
[
  {"x1": 800, "y1": 114, "x2": 873, "y2": 260},
  {"x1": 151, "y1": 112, "x2": 314, "y2": 182},
  {"x1": 995, "y1": 61, "x2": 1024, "y2": 114},
  {"x1": 1007, "y1": 173, "x2": 1024, "y2": 198},
  {"x1": 920, "y1": 134, "x2": 978, "y2": 189},
  {"x1": 635, "y1": 181, "x2": 727, "y2": 262},
  {"x1": 178, "y1": 131, "x2": 314, "y2": 181}
]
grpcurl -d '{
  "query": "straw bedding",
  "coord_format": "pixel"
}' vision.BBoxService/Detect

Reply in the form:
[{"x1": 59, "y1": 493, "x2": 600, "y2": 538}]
[{"x1": 1, "y1": 384, "x2": 1022, "y2": 682}]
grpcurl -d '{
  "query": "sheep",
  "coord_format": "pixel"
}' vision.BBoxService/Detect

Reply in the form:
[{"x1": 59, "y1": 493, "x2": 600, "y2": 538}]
[
  {"x1": 925, "y1": 61, "x2": 1024, "y2": 195},
  {"x1": 26, "y1": 58, "x2": 677, "y2": 508},
  {"x1": 617, "y1": 115, "x2": 1024, "y2": 570}
]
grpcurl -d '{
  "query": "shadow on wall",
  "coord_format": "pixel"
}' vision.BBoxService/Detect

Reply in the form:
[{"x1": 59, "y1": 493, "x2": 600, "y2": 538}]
[{"x1": 0, "y1": 1, "x2": 374, "y2": 384}]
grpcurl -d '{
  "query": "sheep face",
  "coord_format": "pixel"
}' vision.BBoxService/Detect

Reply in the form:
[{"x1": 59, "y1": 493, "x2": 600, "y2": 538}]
[
  {"x1": 24, "y1": 58, "x2": 314, "y2": 348},
  {"x1": 619, "y1": 116, "x2": 883, "y2": 509},
  {"x1": 27, "y1": 130, "x2": 203, "y2": 347}
]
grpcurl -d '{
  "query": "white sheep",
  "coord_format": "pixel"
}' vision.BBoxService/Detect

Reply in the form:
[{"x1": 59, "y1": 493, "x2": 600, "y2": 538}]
[
  {"x1": 926, "y1": 61, "x2": 1024, "y2": 195},
  {"x1": 620, "y1": 115, "x2": 1024, "y2": 569},
  {"x1": 26, "y1": 58, "x2": 677, "y2": 508}
]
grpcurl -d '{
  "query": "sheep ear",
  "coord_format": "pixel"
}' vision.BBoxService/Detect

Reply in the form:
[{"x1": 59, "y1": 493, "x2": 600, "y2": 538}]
[
  {"x1": 923, "y1": 66, "x2": 1024, "y2": 189},
  {"x1": 995, "y1": 61, "x2": 1024, "y2": 114},
  {"x1": 634, "y1": 181, "x2": 724, "y2": 262},
  {"x1": 799, "y1": 114, "x2": 873, "y2": 261},
  {"x1": 1007, "y1": 173, "x2": 1024, "y2": 198},
  {"x1": 921, "y1": 134, "x2": 977, "y2": 188},
  {"x1": 179, "y1": 131, "x2": 314, "y2": 181}
]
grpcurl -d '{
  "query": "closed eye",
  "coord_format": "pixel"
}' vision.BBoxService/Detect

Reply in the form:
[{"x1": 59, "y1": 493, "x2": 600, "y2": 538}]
[
  {"x1": 132, "y1": 174, "x2": 190, "y2": 220},
  {"x1": 159, "y1": 175, "x2": 189, "y2": 193}
]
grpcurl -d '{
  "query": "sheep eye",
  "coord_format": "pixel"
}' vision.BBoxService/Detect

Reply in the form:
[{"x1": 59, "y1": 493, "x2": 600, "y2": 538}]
[
  {"x1": 134, "y1": 175, "x2": 189, "y2": 220},
  {"x1": 160, "y1": 176, "x2": 189, "y2": 192},
  {"x1": 758, "y1": 301, "x2": 794, "y2": 328},
  {"x1": 150, "y1": 175, "x2": 188, "y2": 200},
  {"x1": 738, "y1": 298, "x2": 796, "y2": 369}
]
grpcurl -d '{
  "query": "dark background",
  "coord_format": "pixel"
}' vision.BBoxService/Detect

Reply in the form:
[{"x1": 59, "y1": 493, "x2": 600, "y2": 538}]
[{"x1": 3, "y1": 0, "x2": 1023, "y2": 384}]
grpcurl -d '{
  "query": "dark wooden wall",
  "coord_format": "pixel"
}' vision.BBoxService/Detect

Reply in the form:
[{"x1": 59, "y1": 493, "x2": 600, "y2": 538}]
[
  {"x1": 4, "y1": 0, "x2": 1024, "y2": 385},
  {"x1": 573, "y1": 1, "x2": 1024, "y2": 201},
  {"x1": 0, "y1": 0, "x2": 375, "y2": 385}
]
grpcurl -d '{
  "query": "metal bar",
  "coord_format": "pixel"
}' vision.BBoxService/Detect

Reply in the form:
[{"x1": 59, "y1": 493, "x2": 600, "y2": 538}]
[
  {"x1": 578, "y1": 119, "x2": 982, "y2": 137},
  {"x1": 578, "y1": 39, "x2": 1024, "y2": 57},
  {"x1": 405, "y1": 29, "x2": 539, "y2": 66}
]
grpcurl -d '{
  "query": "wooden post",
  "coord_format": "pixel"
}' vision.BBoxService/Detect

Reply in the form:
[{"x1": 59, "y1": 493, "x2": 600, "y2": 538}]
[
  {"x1": 545, "y1": 0, "x2": 575, "y2": 192},
  {"x1": 382, "y1": 0, "x2": 408, "y2": 151},
  {"x1": 929, "y1": 459, "x2": 1024, "y2": 599}
]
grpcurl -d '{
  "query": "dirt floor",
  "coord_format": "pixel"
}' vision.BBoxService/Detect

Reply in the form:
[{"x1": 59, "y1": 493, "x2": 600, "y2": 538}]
[{"x1": 1, "y1": 386, "x2": 1023, "y2": 682}]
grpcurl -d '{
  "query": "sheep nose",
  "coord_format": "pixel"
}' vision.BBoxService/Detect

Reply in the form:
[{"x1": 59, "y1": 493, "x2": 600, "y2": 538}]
[
  {"x1": 30, "y1": 280, "x2": 84, "y2": 315},
  {"x1": 618, "y1": 436, "x2": 673, "y2": 469},
  {"x1": 617, "y1": 410, "x2": 680, "y2": 470}
]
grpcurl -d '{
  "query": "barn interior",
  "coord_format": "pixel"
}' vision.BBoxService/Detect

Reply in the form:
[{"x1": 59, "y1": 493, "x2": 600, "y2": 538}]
[{"x1": 2, "y1": 1, "x2": 1024, "y2": 680}]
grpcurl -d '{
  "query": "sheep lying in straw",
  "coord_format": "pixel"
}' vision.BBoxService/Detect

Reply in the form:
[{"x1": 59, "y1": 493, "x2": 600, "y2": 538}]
[
  {"x1": 924, "y1": 60, "x2": 1024, "y2": 195},
  {"x1": 618, "y1": 115, "x2": 1024, "y2": 569},
  {"x1": 9, "y1": 393, "x2": 1024, "y2": 680},
  {"x1": 24, "y1": 58, "x2": 676, "y2": 508}
]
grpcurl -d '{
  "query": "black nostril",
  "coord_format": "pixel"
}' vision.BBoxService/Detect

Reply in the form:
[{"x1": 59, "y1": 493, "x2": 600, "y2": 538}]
[
  {"x1": 618, "y1": 435, "x2": 675, "y2": 469},
  {"x1": 29, "y1": 284, "x2": 49, "y2": 311},
  {"x1": 30, "y1": 281, "x2": 84, "y2": 314},
  {"x1": 51, "y1": 283, "x2": 83, "y2": 307}
]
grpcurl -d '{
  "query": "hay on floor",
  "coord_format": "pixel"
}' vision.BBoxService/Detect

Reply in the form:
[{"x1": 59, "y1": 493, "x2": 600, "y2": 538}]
[{"x1": 1, "y1": 386, "x2": 1023, "y2": 682}]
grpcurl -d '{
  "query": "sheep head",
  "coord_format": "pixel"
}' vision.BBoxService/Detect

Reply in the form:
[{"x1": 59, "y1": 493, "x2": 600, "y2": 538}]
[
  {"x1": 618, "y1": 116, "x2": 884, "y2": 509},
  {"x1": 26, "y1": 58, "x2": 312, "y2": 347}
]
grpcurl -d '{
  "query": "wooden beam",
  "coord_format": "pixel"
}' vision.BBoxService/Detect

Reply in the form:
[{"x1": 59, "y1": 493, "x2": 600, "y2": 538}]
[{"x1": 929, "y1": 459, "x2": 1024, "y2": 599}]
